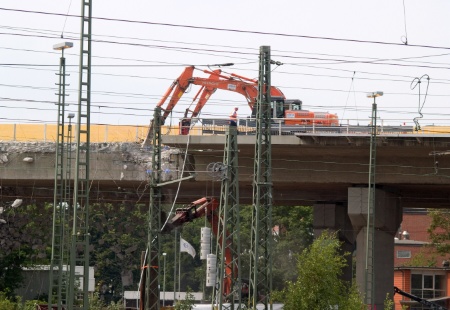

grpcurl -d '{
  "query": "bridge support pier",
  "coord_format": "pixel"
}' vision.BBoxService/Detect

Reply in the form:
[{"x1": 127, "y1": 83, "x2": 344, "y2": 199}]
[
  {"x1": 313, "y1": 203, "x2": 355, "y2": 283},
  {"x1": 348, "y1": 187, "x2": 402, "y2": 309}
]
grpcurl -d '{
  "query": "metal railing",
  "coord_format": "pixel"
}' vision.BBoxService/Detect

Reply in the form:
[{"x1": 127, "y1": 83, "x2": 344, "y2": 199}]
[{"x1": 1, "y1": 118, "x2": 449, "y2": 142}]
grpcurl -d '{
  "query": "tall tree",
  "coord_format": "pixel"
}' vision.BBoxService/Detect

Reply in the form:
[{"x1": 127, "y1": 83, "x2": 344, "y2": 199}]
[
  {"x1": 428, "y1": 209, "x2": 450, "y2": 255},
  {"x1": 274, "y1": 231, "x2": 364, "y2": 310},
  {"x1": 0, "y1": 202, "x2": 52, "y2": 298}
]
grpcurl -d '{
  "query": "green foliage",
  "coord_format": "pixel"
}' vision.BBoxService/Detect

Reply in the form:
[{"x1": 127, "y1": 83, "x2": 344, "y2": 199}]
[
  {"x1": 271, "y1": 205, "x2": 313, "y2": 289},
  {"x1": 0, "y1": 293, "x2": 45, "y2": 310},
  {"x1": 0, "y1": 292, "x2": 17, "y2": 310},
  {"x1": 274, "y1": 231, "x2": 364, "y2": 310},
  {"x1": 428, "y1": 209, "x2": 450, "y2": 255},
  {"x1": 89, "y1": 292, "x2": 122, "y2": 310},
  {"x1": 239, "y1": 205, "x2": 313, "y2": 290},
  {"x1": 402, "y1": 249, "x2": 436, "y2": 267},
  {"x1": 0, "y1": 202, "x2": 53, "y2": 298},
  {"x1": 1, "y1": 198, "x2": 314, "y2": 303},
  {"x1": 384, "y1": 293, "x2": 394, "y2": 310},
  {"x1": 90, "y1": 202, "x2": 148, "y2": 302},
  {"x1": 175, "y1": 287, "x2": 195, "y2": 310},
  {"x1": 0, "y1": 249, "x2": 29, "y2": 299}
]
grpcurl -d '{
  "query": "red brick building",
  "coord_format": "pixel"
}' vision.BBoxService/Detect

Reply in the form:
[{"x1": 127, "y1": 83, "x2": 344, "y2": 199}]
[{"x1": 393, "y1": 209, "x2": 450, "y2": 309}]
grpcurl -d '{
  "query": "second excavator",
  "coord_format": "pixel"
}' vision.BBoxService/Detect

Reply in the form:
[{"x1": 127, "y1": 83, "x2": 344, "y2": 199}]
[{"x1": 143, "y1": 66, "x2": 338, "y2": 143}]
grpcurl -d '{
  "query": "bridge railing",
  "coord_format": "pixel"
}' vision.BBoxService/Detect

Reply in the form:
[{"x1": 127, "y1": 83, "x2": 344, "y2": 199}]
[
  {"x1": 1, "y1": 118, "x2": 448, "y2": 142},
  {"x1": 192, "y1": 118, "x2": 417, "y2": 136}
]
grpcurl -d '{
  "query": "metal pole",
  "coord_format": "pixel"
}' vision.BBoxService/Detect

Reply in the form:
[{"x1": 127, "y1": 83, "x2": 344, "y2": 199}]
[
  {"x1": 173, "y1": 228, "x2": 178, "y2": 303},
  {"x1": 163, "y1": 253, "x2": 167, "y2": 307},
  {"x1": 178, "y1": 239, "x2": 181, "y2": 300},
  {"x1": 49, "y1": 42, "x2": 72, "y2": 310},
  {"x1": 365, "y1": 91, "x2": 382, "y2": 309}
]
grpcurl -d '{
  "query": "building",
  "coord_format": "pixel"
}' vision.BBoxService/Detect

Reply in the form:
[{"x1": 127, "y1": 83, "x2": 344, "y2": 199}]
[
  {"x1": 123, "y1": 291, "x2": 203, "y2": 309},
  {"x1": 15, "y1": 265, "x2": 95, "y2": 303},
  {"x1": 393, "y1": 209, "x2": 450, "y2": 309}
]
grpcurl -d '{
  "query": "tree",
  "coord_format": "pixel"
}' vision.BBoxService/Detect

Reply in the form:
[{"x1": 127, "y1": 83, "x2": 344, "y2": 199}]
[
  {"x1": 271, "y1": 205, "x2": 313, "y2": 290},
  {"x1": 274, "y1": 231, "x2": 364, "y2": 310},
  {"x1": 238, "y1": 205, "x2": 313, "y2": 291},
  {"x1": 428, "y1": 209, "x2": 450, "y2": 255},
  {"x1": 175, "y1": 287, "x2": 195, "y2": 310},
  {"x1": 0, "y1": 202, "x2": 52, "y2": 298},
  {"x1": 89, "y1": 202, "x2": 148, "y2": 303}
]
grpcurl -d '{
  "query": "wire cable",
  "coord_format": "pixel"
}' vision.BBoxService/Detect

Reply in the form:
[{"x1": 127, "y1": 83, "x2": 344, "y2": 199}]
[
  {"x1": 60, "y1": 0, "x2": 73, "y2": 38},
  {"x1": 2, "y1": 7, "x2": 450, "y2": 51},
  {"x1": 402, "y1": 0, "x2": 408, "y2": 45},
  {"x1": 411, "y1": 74, "x2": 430, "y2": 130}
]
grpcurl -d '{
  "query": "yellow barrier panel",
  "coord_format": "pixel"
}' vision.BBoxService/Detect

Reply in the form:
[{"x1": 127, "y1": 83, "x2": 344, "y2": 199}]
[{"x1": 0, "y1": 124, "x2": 207, "y2": 142}]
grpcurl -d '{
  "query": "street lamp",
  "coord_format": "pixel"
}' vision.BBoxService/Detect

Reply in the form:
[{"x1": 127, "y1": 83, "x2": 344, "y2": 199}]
[
  {"x1": 365, "y1": 91, "x2": 383, "y2": 309},
  {"x1": 48, "y1": 41, "x2": 73, "y2": 310},
  {"x1": 366, "y1": 91, "x2": 383, "y2": 99},
  {"x1": 162, "y1": 252, "x2": 167, "y2": 307}
]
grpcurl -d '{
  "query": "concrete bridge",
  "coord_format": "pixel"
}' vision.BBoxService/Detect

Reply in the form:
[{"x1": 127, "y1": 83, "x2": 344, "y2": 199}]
[
  {"x1": 2, "y1": 128, "x2": 450, "y2": 308},
  {"x1": 162, "y1": 132, "x2": 450, "y2": 309}
]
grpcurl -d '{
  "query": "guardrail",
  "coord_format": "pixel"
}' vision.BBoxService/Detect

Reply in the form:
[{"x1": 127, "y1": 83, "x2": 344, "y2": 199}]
[
  {"x1": 196, "y1": 118, "x2": 417, "y2": 136},
  {"x1": 1, "y1": 119, "x2": 449, "y2": 142}
]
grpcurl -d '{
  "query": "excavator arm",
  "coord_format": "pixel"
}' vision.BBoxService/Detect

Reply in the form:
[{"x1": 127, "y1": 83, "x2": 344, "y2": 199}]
[
  {"x1": 142, "y1": 66, "x2": 288, "y2": 144},
  {"x1": 394, "y1": 286, "x2": 447, "y2": 310},
  {"x1": 162, "y1": 197, "x2": 236, "y2": 297}
]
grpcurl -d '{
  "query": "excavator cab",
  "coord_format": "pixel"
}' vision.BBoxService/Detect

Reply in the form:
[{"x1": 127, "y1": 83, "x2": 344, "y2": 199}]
[
  {"x1": 272, "y1": 97, "x2": 285, "y2": 119},
  {"x1": 285, "y1": 99, "x2": 302, "y2": 111},
  {"x1": 250, "y1": 97, "x2": 291, "y2": 120}
]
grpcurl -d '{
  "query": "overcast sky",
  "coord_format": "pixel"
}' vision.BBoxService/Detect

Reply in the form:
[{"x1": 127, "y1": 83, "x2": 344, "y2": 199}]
[{"x1": 1, "y1": 1, "x2": 450, "y2": 128}]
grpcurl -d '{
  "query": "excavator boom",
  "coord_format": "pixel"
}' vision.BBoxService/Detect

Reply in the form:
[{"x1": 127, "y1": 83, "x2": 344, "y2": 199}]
[
  {"x1": 142, "y1": 66, "x2": 338, "y2": 144},
  {"x1": 162, "y1": 197, "x2": 236, "y2": 297}
]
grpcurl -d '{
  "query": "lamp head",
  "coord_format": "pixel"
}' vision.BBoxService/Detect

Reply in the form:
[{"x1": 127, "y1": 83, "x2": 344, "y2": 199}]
[
  {"x1": 366, "y1": 91, "x2": 383, "y2": 98},
  {"x1": 53, "y1": 42, "x2": 73, "y2": 51}
]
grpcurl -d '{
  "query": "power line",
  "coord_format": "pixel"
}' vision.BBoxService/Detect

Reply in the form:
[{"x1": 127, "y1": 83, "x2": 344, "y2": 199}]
[{"x1": 2, "y1": 7, "x2": 450, "y2": 51}]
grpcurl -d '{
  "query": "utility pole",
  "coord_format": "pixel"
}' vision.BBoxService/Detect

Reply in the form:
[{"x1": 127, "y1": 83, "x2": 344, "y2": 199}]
[
  {"x1": 365, "y1": 91, "x2": 383, "y2": 309},
  {"x1": 214, "y1": 125, "x2": 241, "y2": 310},
  {"x1": 249, "y1": 45, "x2": 273, "y2": 310},
  {"x1": 144, "y1": 107, "x2": 162, "y2": 310},
  {"x1": 67, "y1": 1, "x2": 92, "y2": 308},
  {"x1": 48, "y1": 41, "x2": 73, "y2": 310}
]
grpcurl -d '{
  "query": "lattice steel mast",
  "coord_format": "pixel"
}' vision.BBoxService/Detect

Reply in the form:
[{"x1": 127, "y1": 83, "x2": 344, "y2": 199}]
[
  {"x1": 365, "y1": 92, "x2": 382, "y2": 308},
  {"x1": 48, "y1": 43, "x2": 72, "y2": 310},
  {"x1": 144, "y1": 107, "x2": 162, "y2": 310},
  {"x1": 214, "y1": 126, "x2": 241, "y2": 310},
  {"x1": 67, "y1": 1, "x2": 92, "y2": 308},
  {"x1": 249, "y1": 46, "x2": 273, "y2": 310}
]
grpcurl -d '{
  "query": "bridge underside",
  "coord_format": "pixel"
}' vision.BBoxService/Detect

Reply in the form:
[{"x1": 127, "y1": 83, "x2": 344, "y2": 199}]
[{"x1": 2, "y1": 134, "x2": 449, "y2": 209}]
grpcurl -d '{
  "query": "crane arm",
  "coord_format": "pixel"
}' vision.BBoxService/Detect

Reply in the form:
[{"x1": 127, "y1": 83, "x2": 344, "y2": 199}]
[
  {"x1": 156, "y1": 66, "x2": 196, "y2": 124},
  {"x1": 394, "y1": 286, "x2": 447, "y2": 310},
  {"x1": 143, "y1": 66, "x2": 289, "y2": 143},
  {"x1": 162, "y1": 197, "x2": 236, "y2": 296}
]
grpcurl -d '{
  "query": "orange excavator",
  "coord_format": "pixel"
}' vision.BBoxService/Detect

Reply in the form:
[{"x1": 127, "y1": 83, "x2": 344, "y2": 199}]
[
  {"x1": 140, "y1": 197, "x2": 239, "y2": 308},
  {"x1": 163, "y1": 197, "x2": 237, "y2": 298},
  {"x1": 144, "y1": 66, "x2": 338, "y2": 141}
]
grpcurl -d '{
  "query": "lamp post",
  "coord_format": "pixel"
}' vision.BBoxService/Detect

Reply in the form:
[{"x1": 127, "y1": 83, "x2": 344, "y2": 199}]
[
  {"x1": 162, "y1": 252, "x2": 167, "y2": 307},
  {"x1": 48, "y1": 41, "x2": 73, "y2": 310},
  {"x1": 365, "y1": 91, "x2": 383, "y2": 309}
]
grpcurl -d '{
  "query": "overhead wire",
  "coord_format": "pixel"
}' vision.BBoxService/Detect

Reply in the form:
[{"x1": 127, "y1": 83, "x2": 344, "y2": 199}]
[
  {"x1": 402, "y1": 0, "x2": 408, "y2": 45},
  {"x1": 411, "y1": 74, "x2": 430, "y2": 130},
  {"x1": 3, "y1": 7, "x2": 450, "y2": 51},
  {"x1": 60, "y1": 0, "x2": 73, "y2": 38},
  {"x1": 2, "y1": 7, "x2": 450, "y2": 130}
]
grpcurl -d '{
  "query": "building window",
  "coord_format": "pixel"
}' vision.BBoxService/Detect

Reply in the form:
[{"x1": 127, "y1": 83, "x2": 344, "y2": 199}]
[
  {"x1": 410, "y1": 273, "x2": 446, "y2": 309},
  {"x1": 397, "y1": 250, "x2": 411, "y2": 258}
]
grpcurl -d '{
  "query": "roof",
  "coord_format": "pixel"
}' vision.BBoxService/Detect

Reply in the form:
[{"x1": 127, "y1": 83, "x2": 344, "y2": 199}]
[{"x1": 394, "y1": 239, "x2": 429, "y2": 245}]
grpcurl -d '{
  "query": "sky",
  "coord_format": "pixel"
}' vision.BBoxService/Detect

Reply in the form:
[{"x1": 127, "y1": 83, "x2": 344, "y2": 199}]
[{"x1": 1, "y1": 1, "x2": 450, "y2": 129}]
